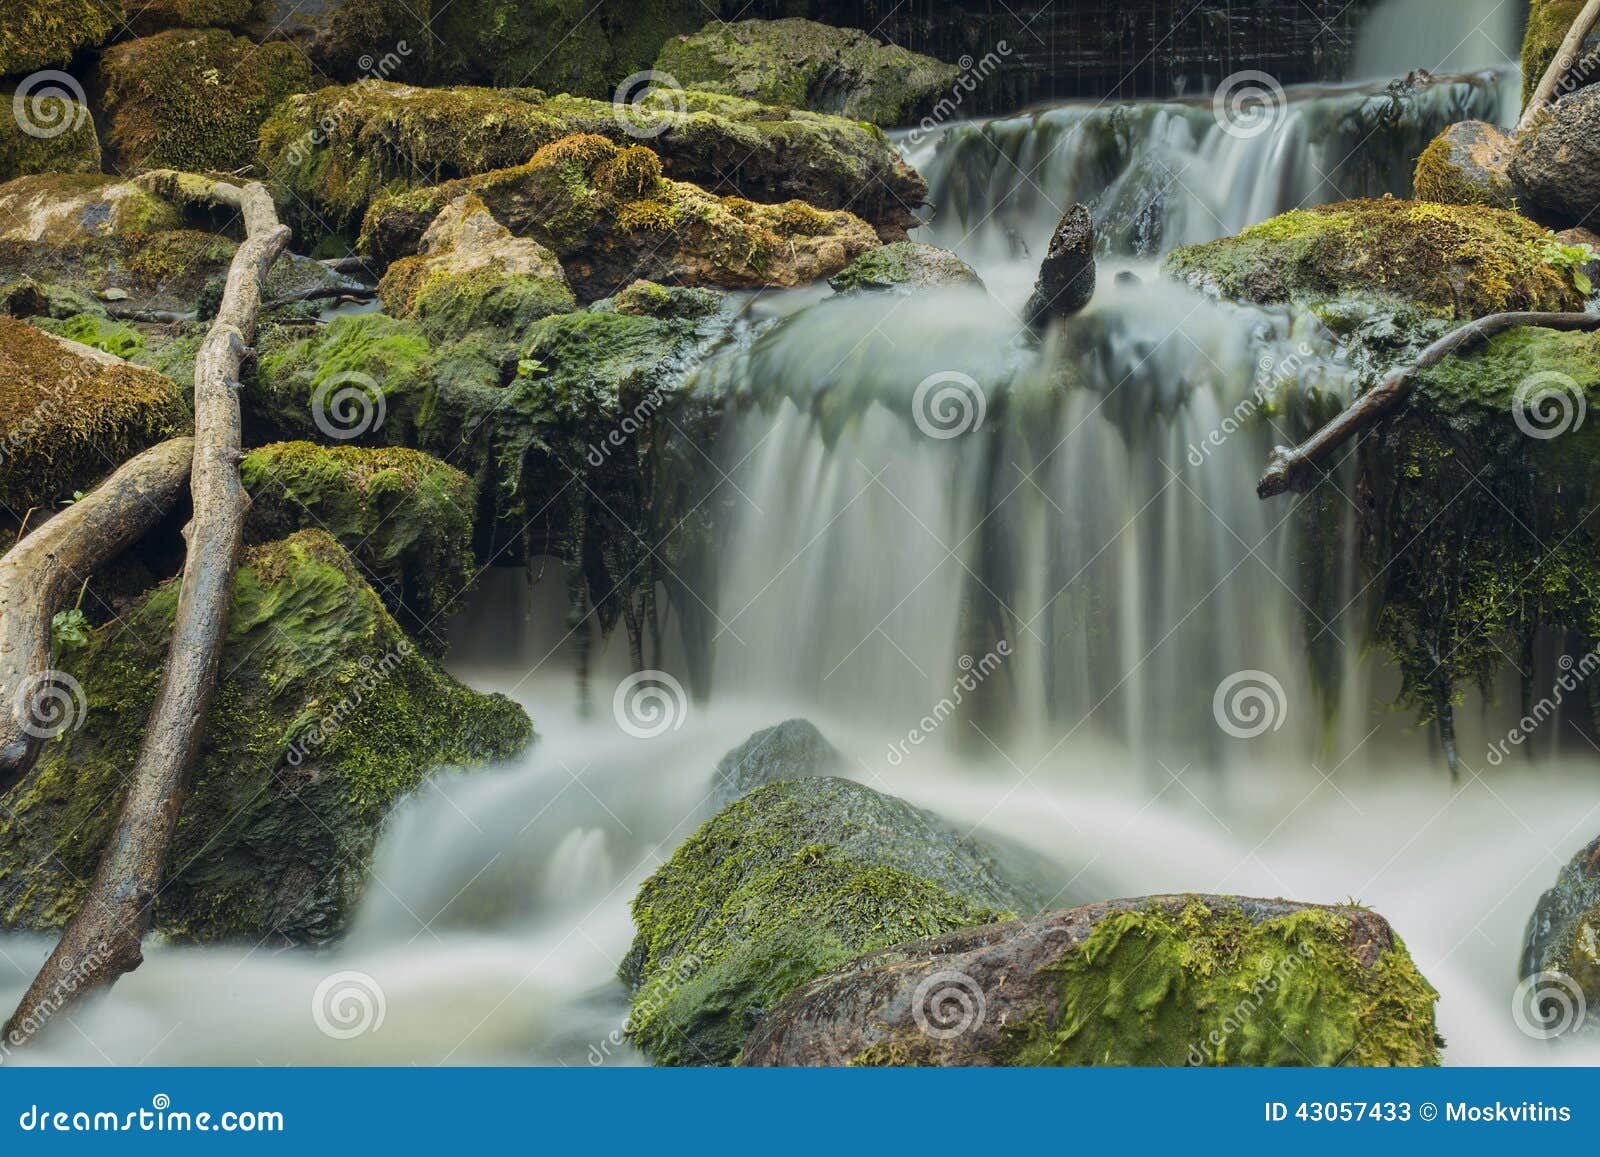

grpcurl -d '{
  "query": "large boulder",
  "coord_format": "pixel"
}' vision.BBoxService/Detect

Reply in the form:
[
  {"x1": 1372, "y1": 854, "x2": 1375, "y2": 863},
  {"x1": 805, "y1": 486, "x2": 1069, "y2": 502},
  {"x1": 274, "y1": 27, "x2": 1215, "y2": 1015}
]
[
  {"x1": 709, "y1": 717, "x2": 843, "y2": 808},
  {"x1": 0, "y1": 0, "x2": 116, "y2": 74},
  {"x1": 1521, "y1": 0, "x2": 1600, "y2": 107},
  {"x1": 1413, "y1": 121, "x2": 1516, "y2": 209},
  {"x1": 1511, "y1": 86, "x2": 1600, "y2": 227},
  {"x1": 1024, "y1": 202, "x2": 1096, "y2": 327},
  {"x1": 828, "y1": 241, "x2": 983, "y2": 296},
  {"x1": 654, "y1": 18, "x2": 959, "y2": 127},
  {"x1": 360, "y1": 133, "x2": 878, "y2": 300},
  {"x1": 620, "y1": 776, "x2": 1053, "y2": 1065},
  {"x1": 1164, "y1": 198, "x2": 1588, "y2": 319},
  {"x1": 0, "y1": 317, "x2": 187, "y2": 527},
  {"x1": 0, "y1": 530, "x2": 532, "y2": 944},
  {"x1": 259, "y1": 81, "x2": 927, "y2": 241},
  {"x1": 740, "y1": 894, "x2": 1443, "y2": 1066},
  {"x1": 1522, "y1": 834, "x2": 1600, "y2": 1033},
  {"x1": 94, "y1": 29, "x2": 313, "y2": 172}
]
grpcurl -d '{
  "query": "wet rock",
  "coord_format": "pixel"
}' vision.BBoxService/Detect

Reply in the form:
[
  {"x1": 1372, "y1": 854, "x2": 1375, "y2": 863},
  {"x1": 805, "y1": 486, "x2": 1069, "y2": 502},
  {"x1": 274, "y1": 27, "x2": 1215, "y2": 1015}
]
[
  {"x1": 607, "y1": 279, "x2": 722, "y2": 320},
  {"x1": 1023, "y1": 204, "x2": 1095, "y2": 328},
  {"x1": 740, "y1": 894, "x2": 1443, "y2": 1066},
  {"x1": 710, "y1": 718, "x2": 844, "y2": 808},
  {"x1": 1521, "y1": 833, "x2": 1600, "y2": 1027},
  {"x1": 0, "y1": 530, "x2": 533, "y2": 944},
  {"x1": 1413, "y1": 121, "x2": 1516, "y2": 209},
  {"x1": 655, "y1": 18, "x2": 959, "y2": 127},
  {"x1": 621, "y1": 776, "x2": 1053, "y2": 1065},
  {"x1": 828, "y1": 241, "x2": 984, "y2": 296},
  {"x1": 1512, "y1": 86, "x2": 1600, "y2": 227}
]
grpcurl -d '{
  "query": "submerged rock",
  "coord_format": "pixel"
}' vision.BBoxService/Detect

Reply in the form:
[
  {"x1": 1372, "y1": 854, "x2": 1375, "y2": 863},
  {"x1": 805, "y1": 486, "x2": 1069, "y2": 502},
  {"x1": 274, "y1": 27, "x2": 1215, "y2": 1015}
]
[
  {"x1": 740, "y1": 894, "x2": 1443, "y2": 1066},
  {"x1": 1164, "y1": 198, "x2": 1587, "y2": 319},
  {"x1": 655, "y1": 18, "x2": 959, "y2": 127},
  {"x1": 1522, "y1": 834, "x2": 1600, "y2": 1030},
  {"x1": 1412, "y1": 121, "x2": 1516, "y2": 209},
  {"x1": 1512, "y1": 87, "x2": 1600, "y2": 227},
  {"x1": 1024, "y1": 203, "x2": 1096, "y2": 327},
  {"x1": 0, "y1": 531, "x2": 532, "y2": 944},
  {"x1": 621, "y1": 776, "x2": 1051, "y2": 1065},
  {"x1": 828, "y1": 241, "x2": 983, "y2": 296},
  {"x1": 710, "y1": 718, "x2": 844, "y2": 808},
  {"x1": 0, "y1": 317, "x2": 187, "y2": 526}
]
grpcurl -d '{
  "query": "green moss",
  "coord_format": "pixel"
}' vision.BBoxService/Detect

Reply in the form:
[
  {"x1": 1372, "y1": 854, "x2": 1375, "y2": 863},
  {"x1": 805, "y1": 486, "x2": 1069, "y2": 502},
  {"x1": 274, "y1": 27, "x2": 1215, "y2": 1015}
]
[
  {"x1": 1165, "y1": 198, "x2": 1587, "y2": 319},
  {"x1": 0, "y1": 0, "x2": 114, "y2": 74},
  {"x1": 997, "y1": 899, "x2": 1440, "y2": 1066},
  {"x1": 0, "y1": 95, "x2": 101, "y2": 183},
  {"x1": 33, "y1": 313, "x2": 146, "y2": 359},
  {"x1": 241, "y1": 442, "x2": 478, "y2": 651},
  {"x1": 1523, "y1": 0, "x2": 1586, "y2": 106},
  {"x1": 829, "y1": 240, "x2": 983, "y2": 294},
  {"x1": 1412, "y1": 123, "x2": 1516, "y2": 209},
  {"x1": 124, "y1": 0, "x2": 264, "y2": 31},
  {"x1": 624, "y1": 777, "x2": 1040, "y2": 1065},
  {"x1": 0, "y1": 530, "x2": 532, "y2": 943},
  {"x1": 97, "y1": 29, "x2": 313, "y2": 172}
]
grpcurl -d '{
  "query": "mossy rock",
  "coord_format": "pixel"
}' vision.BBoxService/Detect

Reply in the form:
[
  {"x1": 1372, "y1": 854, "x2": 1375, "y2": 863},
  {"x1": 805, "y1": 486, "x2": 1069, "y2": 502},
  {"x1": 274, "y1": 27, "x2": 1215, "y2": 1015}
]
[
  {"x1": 1364, "y1": 325, "x2": 1600, "y2": 733},
  {"x1": 0, "y1": 0, "x2": 115, "y2": 74},
  {"x1": 740, "y1": 895, "x2": 1443, "y2": 1066},
  {"x1": 241, "y1": 442, "x2": 478, "y2": 652},
  {"x1": 1163, "y1": 198, "x2": 1587, "y2": 319},
  {"x1": 0, "y1": 530, "x2": 532, "y2": 944},
  {"x1": 1511, "y1": 86, "x2": 1600, "y2": 227},
  {"x1": 259, "y1": 81, "x2": 926, "y2": 242},
  {"x1": 0, "y1": 91, "x2": 101, "y2": 182},
  {"x1": 122, "y1": 0, "x2": 267, "y2": 33},
  {"x1": 655, "y1": 17, "x2": 959, "y2": 127},
  {"x1": 0, "y1": 316, "x2": 188, "y2": 524},
  {"x1": 95, "y1": 29, "x2": 313, "y2": 172},
  {"x1": 622, "y1": 775, "x2": 1052, "y2": 1065},
  {"x1": 1522, "y1": 0, "x2": 1600, "y2": 107},
  {"x1": 607, "y1": 278, "x2": 721, "y2": 319},
  {"x1": 1412, "y1": 121, "x2": 1516, "y2": 210},
  {"x1": 828, "y1": 241, "x2": 984, "y2": 295},
  {"x1": 1522, "y1": 834, "x2": 1600, "y2": 1026}
]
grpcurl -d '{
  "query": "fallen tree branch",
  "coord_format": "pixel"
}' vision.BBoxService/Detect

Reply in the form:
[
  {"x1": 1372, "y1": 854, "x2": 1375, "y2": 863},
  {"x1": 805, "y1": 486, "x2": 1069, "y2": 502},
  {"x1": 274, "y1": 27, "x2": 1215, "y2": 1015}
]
[
  {"x1": 5, "y1": 178, "x2": 289, "y2": 1045},
  {"x1": 1258, "y1": 311, "x2": 1600, "y2": 499},
  {"x1": 0, "y1": 438, "x2": 193, "y2": 795},
  {"x1": 1517, "y1": 0, "x2": 1600, "y2": 135}
]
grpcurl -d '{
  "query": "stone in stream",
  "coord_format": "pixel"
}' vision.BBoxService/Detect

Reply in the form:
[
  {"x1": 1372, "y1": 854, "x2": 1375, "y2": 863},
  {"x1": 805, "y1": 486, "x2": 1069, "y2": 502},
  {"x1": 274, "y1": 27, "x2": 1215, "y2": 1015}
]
[
  {"x1": 828, "y1": 241, "x2": 985, "y2": 297},
  {"x1": 1023, "y1": 203, "x2": 1095, "y2": 328},
  {"x1": 620, "y1": 775, "x2": 1056, "y2": 1065},
  {"x1": 710, "y1": 718, "x2": 844, "y2": 808},
  {"x1": 1512, "y1": 86, "x2": 1600, "y2": 227},
  {"x1": 740, "y1": 894, "x2": 1443, "y2": 1066},
  {"x1": 1412, "y1": 121, "x2": 1517, "y2": 209},
  {"x1": 1520, "y1": 833, "x2": 1600, "y2": 1035}
]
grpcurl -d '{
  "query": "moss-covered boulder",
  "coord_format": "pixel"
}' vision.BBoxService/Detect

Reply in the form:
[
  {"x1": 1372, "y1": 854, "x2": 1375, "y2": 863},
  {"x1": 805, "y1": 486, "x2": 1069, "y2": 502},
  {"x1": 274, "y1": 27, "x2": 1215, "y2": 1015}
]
[
  {"x1": 1512, "y1": 86, "x2": 1600, "y2": 227},
  {"x1": 377, "y1": 193, "x2": 575, "y2": 338},
  {"x1": 0, "y1": 88, "x2": 101, "y2": 182},
  {"x1": 710, "y1": 718, "x2": 843, "y2": 809},
  {"x1": 0, "y1": 530, "x2": 532, "y2": 944},
  {"x1": 0, "y1": 0, "x2": 115, "y2": 74},
  {"x1": 259, "y1": 81, "x2": 926, "y2": 241},
  {"x1": 828, "y1": 241, "x2": 983, "y2": 296},
  {"x1": 1522, "y1": 833, "x2": 1600, "y2": 1032},
  {"x1": 1412, "y1": 121, "x2": 1516, "y2": 210},
  {"x1": 621, "y1": 775, "x2": 1051, "y2": 1065},
  {"x1": 241, "y1": 443, "x2": 478, "y2": 651},
  {"x1": 1521, "y1": 0, "x2": 1600, "y2": 107},
  {"x1": 122, "y1": 0, "x2": 266, "y2": 33},
  {"x1": 1163, "y1": 198, "x2": 1588, "y2": 319},
  {"x1": 740, "y1": 895, "x2": 1443, "y2": 1066},
  {"x1": 94, "y1": 29, "x2": 313, "y2": 171},
  {"x1": 655, "y1": 18, "x2": 958, "y2": 127},
  {"x1": 363, "y1": 133, "x2": 877, "y2": 299},
  {"x1": 0, "y1": 317, "x2": 187, "y2": 524}
]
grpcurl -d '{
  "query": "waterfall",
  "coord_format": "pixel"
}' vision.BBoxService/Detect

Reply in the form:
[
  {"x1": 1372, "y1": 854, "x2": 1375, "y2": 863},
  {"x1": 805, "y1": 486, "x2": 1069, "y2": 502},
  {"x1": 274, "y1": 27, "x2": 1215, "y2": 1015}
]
[{"x1": 1354, "y1": 0, "x2": 1524, "y2": 81}]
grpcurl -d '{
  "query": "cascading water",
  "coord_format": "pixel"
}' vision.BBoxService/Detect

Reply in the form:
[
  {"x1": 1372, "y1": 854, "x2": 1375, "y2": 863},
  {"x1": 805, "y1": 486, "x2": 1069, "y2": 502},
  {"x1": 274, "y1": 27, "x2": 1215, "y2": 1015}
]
[{"x1": 5, "y1": 45, "x2": 1597, "y2": 1067}]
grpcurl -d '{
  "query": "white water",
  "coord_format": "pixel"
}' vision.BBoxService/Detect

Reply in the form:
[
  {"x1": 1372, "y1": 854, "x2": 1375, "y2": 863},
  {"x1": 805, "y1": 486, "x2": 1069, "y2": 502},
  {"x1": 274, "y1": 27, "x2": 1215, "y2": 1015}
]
[{"x1": 5, "y1": 56, "x2": 1595, "y2": 1067}]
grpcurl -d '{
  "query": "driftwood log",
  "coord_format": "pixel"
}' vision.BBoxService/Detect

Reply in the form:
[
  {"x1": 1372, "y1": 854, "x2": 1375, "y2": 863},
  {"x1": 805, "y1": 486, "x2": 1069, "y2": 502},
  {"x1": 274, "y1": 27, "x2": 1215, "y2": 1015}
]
[
  {"x1": 5, "y1": 179, "x2": 289, "y2": 1044},
  {"x1": 1257, "y1": 311, "x2": 1600, "y2": 499},
  {"x1": 0, "y1": 437, "x2": 193, "y2": 795},
  {"x1": 1516, "y1": 0, "x2": 1600, "y2": 135}
]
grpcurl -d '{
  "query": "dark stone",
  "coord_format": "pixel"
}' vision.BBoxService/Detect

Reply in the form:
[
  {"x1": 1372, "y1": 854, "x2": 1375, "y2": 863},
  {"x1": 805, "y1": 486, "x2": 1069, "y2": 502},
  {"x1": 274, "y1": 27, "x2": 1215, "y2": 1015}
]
[
  {"x1": 711, "y1": 718, "x2": 844, "y2": 808},
  {"x1": 1024, "y1": 203, "x2": 1095, "y2": 327},
  {"x1": 1521, "y1": 833, "x2": 1600, "y2": 1028},
  {"x1": 1511, "y1": 86, "x2": 1600, "y2": 226}
]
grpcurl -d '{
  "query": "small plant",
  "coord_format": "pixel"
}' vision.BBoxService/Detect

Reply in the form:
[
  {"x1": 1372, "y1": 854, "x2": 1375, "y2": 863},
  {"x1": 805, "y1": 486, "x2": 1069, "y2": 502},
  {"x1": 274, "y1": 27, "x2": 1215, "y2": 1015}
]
[{"x1": 1539, "y1": 236, "x2": 1597, "y2": 296}]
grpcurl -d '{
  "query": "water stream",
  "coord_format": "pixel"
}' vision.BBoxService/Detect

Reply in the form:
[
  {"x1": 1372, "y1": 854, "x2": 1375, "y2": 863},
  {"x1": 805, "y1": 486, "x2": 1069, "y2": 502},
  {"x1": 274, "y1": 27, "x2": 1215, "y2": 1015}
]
[{"x1": 4, "y1": 36, "x2": 1596, "y2": 1067}]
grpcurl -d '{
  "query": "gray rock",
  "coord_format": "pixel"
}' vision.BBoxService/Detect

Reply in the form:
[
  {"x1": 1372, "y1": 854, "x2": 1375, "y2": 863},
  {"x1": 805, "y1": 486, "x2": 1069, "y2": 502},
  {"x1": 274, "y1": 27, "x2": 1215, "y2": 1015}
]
[
  {"x1": 1511, "y1": 86, "x2": 1600, "y2": 225},
  {"x1": 1521, "y1": 833, "x2": 1600, "y2": 1032},
  {"x1": 1024, "y1": 203, "x2": 1095, "y2": 327},
  {"x1": 828, "y1": 241, "x2": 984, "y2": 296},
  {"x1": 710, "y1": 718, "x2": 843, "y2": 808}
]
